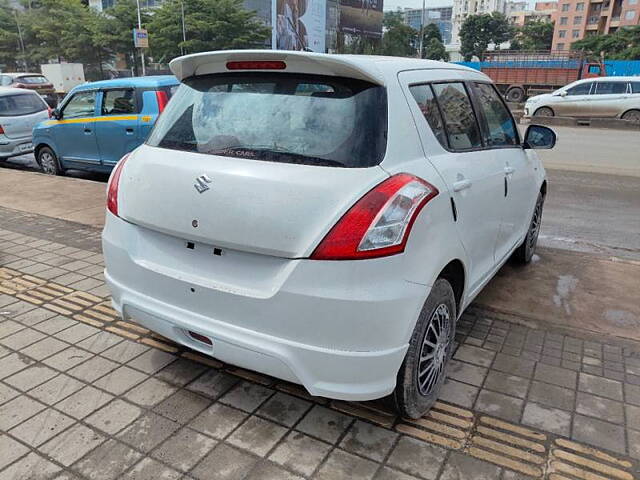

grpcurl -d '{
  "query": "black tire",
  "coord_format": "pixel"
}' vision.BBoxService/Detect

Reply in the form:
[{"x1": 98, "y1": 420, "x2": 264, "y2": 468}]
[
  {"x1": 391, "y1": 278, "x2": 456, "y2": 419},
  {"x1": 513, "y1": 191, "x2": 544, "y2": 264},
  {"x1": 534, "y1": 106, "x2": 554, "y2": 117},
  {"x1": 621, "y1": 109, "x2": 640, "y2": 123},
  {"x1": 506, "y1": 87, "x2": 525, "y2": 103},
  {"x1": 37, "y1": 146, "x2": 63, "y2": 176}
]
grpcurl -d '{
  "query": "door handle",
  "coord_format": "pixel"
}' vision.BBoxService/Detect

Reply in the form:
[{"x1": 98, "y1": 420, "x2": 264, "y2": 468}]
[
  {"x1": 504, "y1": 165, "x2": 515, "y2": 175},
  {"x1": 452, "y1": 179, "x2": 472, "y2": 192},
  {"x1": 125, "y1": 128, "x2": 134, "y2": 135},
  {"x1": 83, "y1": 128, "x2": 92, "y2": 134}
]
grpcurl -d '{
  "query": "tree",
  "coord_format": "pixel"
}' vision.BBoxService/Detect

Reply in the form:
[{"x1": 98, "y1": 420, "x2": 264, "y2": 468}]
[
  {"x1": 511, "y1": 19, "x2": 554, "y2": 50},
  {"x1": 459, "y1": 12, "x2": 513, "y2": 61},
  {"x1": 0, "y1": 0, "x2": 21, "y2": 70},
  {"x1": 149, "y1": 0, "x2": 269, "y2": 62},
  {"x1": 380, "y1": 22, "x2": 417, "y2": 57},
  {"x1": 424, "y1": 37, "x2": 449, "y2": 61},
  {"x1": 572, "y1": 26, "x2": 640, "y2": 60}
]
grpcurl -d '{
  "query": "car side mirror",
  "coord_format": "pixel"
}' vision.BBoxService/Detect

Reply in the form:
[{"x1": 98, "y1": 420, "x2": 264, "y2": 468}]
[
  {"x1": 51, "y1": 108, "x2": 61, "y2": 120},
  {"x1": 523, "y1": 125, "x2": 556, "y2": 150},
  {"x1": 559, "y1": 91, "x2": 568, "y2": 97}
]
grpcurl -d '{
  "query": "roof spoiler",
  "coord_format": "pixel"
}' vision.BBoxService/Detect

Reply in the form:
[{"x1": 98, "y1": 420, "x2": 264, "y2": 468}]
[{"x1": 169, "y1": 50, "x2": 385, "y2": 86}]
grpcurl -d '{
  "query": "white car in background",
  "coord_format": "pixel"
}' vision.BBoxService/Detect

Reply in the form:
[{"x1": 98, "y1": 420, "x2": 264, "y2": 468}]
[
  {"x1": 0, "y1": 87, "x2": 49, "y2": 159},
  {"x1": 525, "y1": 76, "x2": 640, "y2": 122},
  {"x1": 103, "y1": 51, "x2": 553, "y2": 418}
]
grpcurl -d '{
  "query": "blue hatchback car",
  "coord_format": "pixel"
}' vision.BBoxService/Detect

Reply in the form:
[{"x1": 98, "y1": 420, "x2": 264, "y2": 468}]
[{"x1": 32, "y1": 76, "x2": 178, "y2": 175}]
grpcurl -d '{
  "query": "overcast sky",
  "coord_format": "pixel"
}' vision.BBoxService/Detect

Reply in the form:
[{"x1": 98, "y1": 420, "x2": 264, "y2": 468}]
[{"x1": 383, "y1": 0, "x2": 452, "y2": 11}]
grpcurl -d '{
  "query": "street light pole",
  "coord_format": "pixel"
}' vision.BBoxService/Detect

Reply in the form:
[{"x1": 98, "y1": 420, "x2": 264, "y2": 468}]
[
  {"x1": 135, "y1": 0, "x2": 146, "y2": 76},
  {"x1": 181, "y1": 0, "x2": 187, "y2": 55},
  {"x1": 418, "y1": 0, "x2": 426, "y2": 58}
]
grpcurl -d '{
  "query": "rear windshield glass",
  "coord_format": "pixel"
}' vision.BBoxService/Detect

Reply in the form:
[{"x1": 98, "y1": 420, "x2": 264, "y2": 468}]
[
  {"x1": 0, "y1": 93, "x2": 46, "y2": 116},
  {"x1": 147, "y1": 73, "x2": 387, "y2": 168},
  {"x1": 18, "y1": 76, "x2": 48, "y2": 84}
]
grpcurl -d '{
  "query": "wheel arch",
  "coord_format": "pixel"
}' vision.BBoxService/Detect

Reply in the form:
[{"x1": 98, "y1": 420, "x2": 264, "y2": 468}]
[
  {"x1": 620, "y1": 108, "x2": 640, "y2": 120},
  {"x1": 534, "y1": 106, "x2": 554, "y2": 116},
  {"x1": 34, "y1": 142, "x2": 55, "y2": 161},
  {"x1": 437, "y1": 259, "x2": 466, "y2": 317},
  {"x1": 540, "y1": 179, "x2": 548, "y2": 197}
]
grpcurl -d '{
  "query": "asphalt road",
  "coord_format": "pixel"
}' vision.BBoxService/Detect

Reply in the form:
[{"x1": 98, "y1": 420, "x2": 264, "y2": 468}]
[{"x1": 2, "y1": 126, "x2": 639, "y2": 260}]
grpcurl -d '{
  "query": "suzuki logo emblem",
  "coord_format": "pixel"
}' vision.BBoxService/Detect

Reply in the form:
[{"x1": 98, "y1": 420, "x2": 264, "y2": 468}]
[{"x1": 194, "y1": 174, "x2": 212, "y2": 194}]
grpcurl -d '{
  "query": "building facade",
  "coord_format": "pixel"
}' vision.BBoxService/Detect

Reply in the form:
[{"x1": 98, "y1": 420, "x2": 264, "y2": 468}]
[
  {"x1": 551, "y1": 0, "x2": 640, "y2": 50},
  {"x1": 507, "y1": 1, "x2": 557, "y2": 25},
  {"x1": 402, "y1": 6, "x2": 453, "y2": 44},
  {"x1": 451, "y1": 0, "x2": 506, "y2": 45}
]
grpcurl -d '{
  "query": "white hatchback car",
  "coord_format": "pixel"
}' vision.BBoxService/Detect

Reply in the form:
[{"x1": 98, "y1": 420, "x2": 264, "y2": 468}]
[{"x1": 103, "y1": 51, "x2": 553, "y2": 418}]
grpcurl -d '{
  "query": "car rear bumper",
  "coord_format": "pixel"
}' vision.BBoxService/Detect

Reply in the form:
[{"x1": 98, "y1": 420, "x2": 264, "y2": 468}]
[
  {"x1": 0, "y1": 134, "x2": 34, "y2": 158},
  {"x1": 102, "y1": 213, "x2": 428, "y2": 401}
]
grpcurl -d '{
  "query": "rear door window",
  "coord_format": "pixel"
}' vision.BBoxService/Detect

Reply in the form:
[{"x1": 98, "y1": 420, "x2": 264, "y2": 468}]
[
  {"x1": 594, "y1": 81, "x2": 628, "y2": 95},
  {"x1": 632, "y1": 82, "x2": 640, "y2": 94},
  {"x1": 431, "y1": 82, "x2": 483, "y2": 150},
  {"x1": 0, "y1": 93, "x2": 47, "y2": 116},
  {"x1": 472, "y1": 82, "x2": 518, "y2": 147},
  {"x1": 147, "y1": 73, "x2": 387, "y2": 168},
  {"x1": 101, "y1": 89, "x2": 138, "y2": 115}
]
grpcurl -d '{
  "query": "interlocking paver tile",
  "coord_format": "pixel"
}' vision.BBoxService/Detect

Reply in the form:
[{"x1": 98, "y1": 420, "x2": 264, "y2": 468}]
[
  {"x1": 440, "y1": 452, "x2": 502, "y2": 480},
  {"x1": 528, "y1": 380, "x2": 575, "y2": 411},
  {"x1": 55, "y1": 385, "x2": 113, "y2": 419},
  {"x1": 117, "y1": 412, "x2": 180, "y2": 453},
  {"x1": 447, "y1": 360, "x2": 488, "y2": 387},
  {"x1": 258, "y1": 392, "x2": 311, "y2": 427},
  {"x1": 85, "y1": 399, "x2": 142, "y2": 435},
  {"x1": 437, "y1": 378, "x2": 478, "y2": 408},
  {"x1": 155, "y1": 358, "x2": 207, "y2": 386},
  {"x1": 0, "y1": 352, "x2": 35, "y2": 380},
  {"x1": 534, "y1": 362, "x2": 577, "y2": 388},
  {"x1": 315, "y1": 449, "x2": 379, "y2": 480},
  {"x1": 0, "y1": 328, "x2": 46, "y2": 350},
  {"x1": 296, "y1": 405, "x2": 353, "y2": 443},
  {"x1": 0, "y1": 434, "x2": 29, "y2": 470},
  {"x1": 124, "y1": 377, "x2": 178, "y2": 407},
  {"x1": 375, "y1": 467, "x2": 420, "y2": 480},
  {"x1": 0, "y1": 395, "x2": 45, "y2": 430},
  {"x1": 626, "y1": 384, "x2": 640, "y2": 406},
  {"x1": 76, "y1": 331, "x2": 122, "y2": 354},
  {"x1": 269, "y1": 431, "x2": 331, "y2": 476},
  {"x1": 127, "y1": 349, "x2": 176, "y2": 374},
  {"x1": 42, "y1": 347, "x2": 94, "y2": 371},
  {"x1": 245, "y1": 461, "x2": 304, "y2": 480},
  {"x1": 29, "y1": 374, "x2": 86, "y2": 404},
  {"x1": 73, "y1": 439, "x2": 142, "y2": 480},
  {"x1": 13, "y1": 308, "x2": 57, "y2": 327},
  {"x1": 491, "y1": 353, "x2": 535, "y2": 378},
  {"x1": 93, "y1": 365, "x2": 148, "y2": 395},
  {"x1": 5, "y1": 365, "x2": 58, "y2": 391},
  {"x1": 0, "y1": 451, "x2": 61, "y2": 480},
  {"x1": 474, "y1": 389, "x2": 523, "y2": 422},
  {"x1": 453, "y1": 345, "x2": 495, "y2": 367},
  {"x1": 40, "y1": 424, "x2": 105, "y2": 467},
  {"x1": 578, "y1": 372, "x2": 624, "y2": 401},
  {"x1": 153, "y1": 389, "x2": 211, "y2": 423},
  {"x1": 189, "y1": 402, "x2": 248, "y2": 439},
  {"x1": 186, "y1": 370, "x2": 239, "y2": 399},
  {"x1": 387, "y1": 436, "x2": 447, "y2": 480},
  {"x1": 521, "y1": 401, "x2": 572, "y2": 436},
  {"x1": 54, "y1": 323, "x2": 99, "y2": 344},
  {"x1": 628, "y1": 429, "x2": 640, "y2": 460},
  {"x1": 121, "y1": 457, "x2": 182, "y2": 480},
  {"x1": 151, "y1": 427, "x2": 217, "y2": 472},
  {"x1": 0, "y1": 344, "x2": 9, "y2": 358},
  {"x1": 20, "y1": 336, "x2": 69, "y2": 361},
  {"x1": 67, "y1": 355, "x2": 119, "y2": 383},
  {"x1": 219, "y1": 381, "x2": 274, "y2": 413},
  {"x1": 9, "y1": 408, "x2": 75, "y2": 447},
  {"x1": 576, "y1": 392, "x2": 624, "y2": 424},
  {"x1": 101, "y1": 340, "x2": 149, "y2": 363},
  {"x1": 191, "y1": 443, "x2": 258, "y2": 480},
  {"x1": 482, "y1": 371, "x2": 529, "y2": 399},
  {"x1": 572, "y1": 413, "x2": 626, "y2": 454},
  {"x1": 31, "y1": 315, "x2": 76, "y2": 335},
  {"x1": 340, "y1": 420, "x2": 398, "y2": 462},
  {"x1": 0, "y1": 382, "x2": 19, "y2": 405},
  {"x1": 0, "y1": 319, "x2": 25, "y2": 339},
  {"x1": 227, "y1": 416, "x2": 288, "y2": 456},
  {"x1": 626, "y1": 404, "x2": 640, "y2": 431}
]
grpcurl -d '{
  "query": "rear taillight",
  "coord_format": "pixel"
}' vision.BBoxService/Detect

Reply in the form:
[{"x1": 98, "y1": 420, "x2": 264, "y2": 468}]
[
  {"x1": 0, "y1": 125, "x2": 4, "y2": 134},
  {"x1": 226, "y1": 61, "x2": 286, "y2": 70},
  {"x1": 107, "y1": 153, "x2": 130, "y2": 217},
  {"x1": 155, "y1": 90, "x2": 169, "y2": 113},
  {"x1": 47, "y1": 107, "x2": 53, "y2": 118},
  {"x1": 311, "y1": 174, "x2": 438, "y2": 260}
]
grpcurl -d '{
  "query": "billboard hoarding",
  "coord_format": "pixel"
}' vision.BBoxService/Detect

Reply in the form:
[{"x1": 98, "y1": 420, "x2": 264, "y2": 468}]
[
  {"x1": 338, "y1": 0, "x2": 383, "y2": 39},
  {"x1": 273, "y1": 0, "x2": 327, "y2": 52},
  {"x1": 133, "y1": 28, "x2": 149, "y2": 48}
]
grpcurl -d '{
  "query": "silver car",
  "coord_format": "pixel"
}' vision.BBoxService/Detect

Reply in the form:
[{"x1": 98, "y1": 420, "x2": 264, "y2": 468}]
[
  {"x1": 524, "y1": 77, "x2": 640, "y2": 122},
  {"x1": 0, "y1": 87, "x2": 50, "y2": 159}
]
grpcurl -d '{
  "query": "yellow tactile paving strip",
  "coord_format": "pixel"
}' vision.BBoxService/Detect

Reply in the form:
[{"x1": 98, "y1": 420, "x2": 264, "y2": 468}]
[{"x1": 1, "y1": 266, "x2": 638, "y2": 480}]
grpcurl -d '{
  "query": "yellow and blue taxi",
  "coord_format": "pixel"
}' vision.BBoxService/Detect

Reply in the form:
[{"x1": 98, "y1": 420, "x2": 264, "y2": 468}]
[{"x1": 32, "y1": 76, "x2": 178, "y2": 175}]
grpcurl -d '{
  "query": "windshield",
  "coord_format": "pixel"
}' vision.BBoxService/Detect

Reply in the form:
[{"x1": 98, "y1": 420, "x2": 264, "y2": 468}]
[
  {"x1": 147, "y1": 73, "x2": 387, "y2": 168},
  {"x1": 0, "y1": 93, "x2": 47, "y2": 116}
]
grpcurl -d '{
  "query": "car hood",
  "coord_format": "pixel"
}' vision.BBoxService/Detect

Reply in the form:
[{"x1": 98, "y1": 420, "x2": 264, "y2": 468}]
[{"x1": 527, "y1": 93, "x2": 554, "y2": 104}]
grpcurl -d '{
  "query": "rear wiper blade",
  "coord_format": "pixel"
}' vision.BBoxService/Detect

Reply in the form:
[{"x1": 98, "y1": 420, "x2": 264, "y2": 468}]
[{"x1": 208, "y1": 147, "x2": 346, "y2": 167}]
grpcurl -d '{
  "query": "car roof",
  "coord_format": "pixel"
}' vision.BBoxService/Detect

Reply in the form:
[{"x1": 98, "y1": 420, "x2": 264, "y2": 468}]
[
  {"x1": 0, "y1": 86, "x2": 40, "y2": 95},
  {"x1": 170, "y1": 50, "x2": 481, "y2": 86},
  {"x1": 73, "y1": 75, "x2": 179, "y2": 92},
  {"x1": 572, "y1": 76, "x2": 640, "y2": 84},
  {"x1": 1, "y1": 72, "x2": 46, "y2": 78}
]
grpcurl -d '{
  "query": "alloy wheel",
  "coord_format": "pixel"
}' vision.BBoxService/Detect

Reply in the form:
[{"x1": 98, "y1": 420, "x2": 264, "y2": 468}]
[
  {"x1": 528, "y1": 196, "x2": 543, "y2": 251},
  {"x1": 40, "y1": 152, "x2": 57, "y2": 175},
  {"x1": 417, "y1": 303, "x2": 451, "y2": 396},
  {"x1": 622, "y1": 111, "x2": 640, "y2": 123}
]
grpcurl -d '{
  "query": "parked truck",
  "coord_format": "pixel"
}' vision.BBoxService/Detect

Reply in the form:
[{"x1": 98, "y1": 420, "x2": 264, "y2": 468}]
[
  {"x1": 480, "y1": 51, "x2": 606, "y2": 102},
  {"x1": 40, "y1": 63, "x2": 85, "y2": 103}
]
